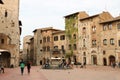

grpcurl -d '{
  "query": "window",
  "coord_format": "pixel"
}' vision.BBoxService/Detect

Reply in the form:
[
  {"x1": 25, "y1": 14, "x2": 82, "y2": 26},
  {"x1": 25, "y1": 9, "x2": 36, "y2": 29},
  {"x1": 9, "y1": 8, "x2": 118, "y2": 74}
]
[
  {"x1": 54, "y1": 46, "x2": 58, "y2": 49},
  {"x1": 92, "y1": 40, "x2": 96, "y2": 46},
  {"x1": 73, "y1": 44, "x2": 77, "y2": 50},
  {"x1": 83, "y1": 52, "x2": 86, "y2": 56},
  {"x1": 54, "y1": 36, "x2": 58, "y2": 41},
  {"x1": 92, "y1": 26, "x2": 96, "y2": 33},
  {"x1": 108, "y1": 24, "x2": 112, "y2": 30},
  {"x1": 83, "y1": 39, "x2": 86, "y2": 47},
  {"x1": 82, "y1": 27, "x2": 86, "y2": 33},
  {"x1": 68, "y1": 44, "x2": 71, "y2": 50},
  {"x1": 118, "y1": 40, "x2": 120, "y2": 46},
  {"x1": 103, "y1": 50, "x2": 106, "y2": 55},
  {"x1": 110, "y1": 38, "x2": 114, "y2": 45},
  {"x1": 5, "y1": 10, "x2": 8, "y2": 17},
  {"x1": 43, "y1": 37, "x2": 46, "y2": 43},
  {"x1": 117, "y1": 23, "x2": 120, "y2": 30},
  {"x1": 47, "y1": 46, "x2": 50, "y2": 51},
  {"x1": 40, "y1": 40, "x2": 42, "y2": 44},
  {"x1": 47, "y1": 36, "x2": 50, "y2": 42},
  {"x1": 73, "y1": 34, "x2": 76, "y2": 39},
  {"x1": 103, "y1": 25, "x2": 107, "y2": 31},
  {"x1": 43, "y1": 46, "x2": 46, "y2": 52},
  {"x1": 61, "y1": 45, "x2": 64, "y2": 50},
  {"x1": 0, "y1": 39, "x2": 4, "y2": 44},
  {"x1": 60, "y1": 35, "x2": 65, "y2": 40},
  {"x1": 103, "y1": 39, "x2": 107, "y2": 45}
]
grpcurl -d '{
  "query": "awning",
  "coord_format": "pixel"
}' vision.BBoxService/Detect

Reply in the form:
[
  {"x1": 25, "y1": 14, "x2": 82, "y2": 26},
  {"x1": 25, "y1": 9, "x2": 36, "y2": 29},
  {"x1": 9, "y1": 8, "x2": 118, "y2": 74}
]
[{"x1": 0, "y1": 49, "x2": 9, "y2": 52}]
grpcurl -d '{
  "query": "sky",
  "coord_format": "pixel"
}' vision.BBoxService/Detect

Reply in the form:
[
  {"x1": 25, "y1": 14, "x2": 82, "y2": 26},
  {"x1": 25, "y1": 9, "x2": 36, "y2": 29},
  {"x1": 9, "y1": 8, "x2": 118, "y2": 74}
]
[{"x1": 19, "y1": 0, "x2": 120, "y2": 48}]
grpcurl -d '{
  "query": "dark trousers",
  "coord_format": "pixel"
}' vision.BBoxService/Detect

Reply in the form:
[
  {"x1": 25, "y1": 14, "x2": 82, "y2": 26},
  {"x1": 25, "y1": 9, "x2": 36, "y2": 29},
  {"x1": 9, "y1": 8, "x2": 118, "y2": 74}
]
[
  {"x1": 27, "y1": 68, "x2": 30, "y2": 74},
  {"x1": 21, "y1": 68, "x2": 24, "y2": 75}
]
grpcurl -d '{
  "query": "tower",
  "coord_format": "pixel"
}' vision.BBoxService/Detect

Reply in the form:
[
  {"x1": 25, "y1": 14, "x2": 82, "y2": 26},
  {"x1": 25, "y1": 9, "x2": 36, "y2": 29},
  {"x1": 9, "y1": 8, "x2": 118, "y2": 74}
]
[{"x1": 0, "y1": 0, "x2": 21, "y2": 67}]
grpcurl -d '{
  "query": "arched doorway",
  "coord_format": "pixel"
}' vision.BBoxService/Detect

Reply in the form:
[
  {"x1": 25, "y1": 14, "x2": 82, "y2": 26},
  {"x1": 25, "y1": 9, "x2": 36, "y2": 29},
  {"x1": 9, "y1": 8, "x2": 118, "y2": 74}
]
[
  {"x1": 0, "y1": 52, "x2": 11, "y2": 67},
  {"x1": 91, "y1": 55, "x2": 97, "y2": 65},
  {"x1": 73, "y1": 55, "x2": 77, "y2": 64},
  {"x1": 109, "y1": 55, "x2": 115, "y2": 66},
  {"x1": 103, "y1": 58, "x2": 107, "y2": 66}
]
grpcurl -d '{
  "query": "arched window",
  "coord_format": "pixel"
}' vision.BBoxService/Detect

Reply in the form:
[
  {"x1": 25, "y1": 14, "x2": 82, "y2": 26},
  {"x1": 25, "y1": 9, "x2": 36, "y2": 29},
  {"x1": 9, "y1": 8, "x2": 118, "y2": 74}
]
[
  {"x1": 92, "y1": 26, "x2": 96, "y2": 33},
  {"x1": 73, "y1": 44, "x2": 77, "y2": 50},
  {"x1": 92, "y1": 40, "x2": 96, "y2": 46},
  {"x1": 83, "y1": 52, "x2": 86, "y2": 56},
  {"x1": 82, "y1": 27, "x2": 86, "y2": 33},
  {"x1": 73, "y1": 34, "x2": 76, "y2": 39},
  {"x1": 83, "y1": 39, "x2": 85, "y2": 47},
  {"x1": 110, "y1": 38, "x2": 114, "y2": 45},
  {"x1": 47, "y1": 36, "x2": 50, "y2": 42},
  {"x1": 43, "y1": 37, "x2": 46, "y2": 43},
  {"x1": 103, "y1": 39, "x2": 107, "y2": 45},
  {"x1": 47, "y1": 46, "x2": 50, "y2": 51}
]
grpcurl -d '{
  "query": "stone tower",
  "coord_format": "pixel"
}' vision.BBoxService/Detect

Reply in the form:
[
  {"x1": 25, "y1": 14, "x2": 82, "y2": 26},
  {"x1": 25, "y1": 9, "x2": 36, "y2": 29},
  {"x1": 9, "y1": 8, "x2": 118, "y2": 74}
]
[{"x1": 0, "y1": 0, "x2": 21, "y2": 67}]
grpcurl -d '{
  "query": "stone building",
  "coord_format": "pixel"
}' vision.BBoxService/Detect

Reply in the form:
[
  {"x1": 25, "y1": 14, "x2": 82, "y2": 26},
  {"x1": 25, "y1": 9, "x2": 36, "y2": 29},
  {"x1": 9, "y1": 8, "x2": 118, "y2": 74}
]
[
  {"x1": 23, "y1": 35, "x2": 33, "y2": 63},
  {"x1": 26, "y1": 11, "x2": 120, "y2": 66},
  {"x1": 0, "y1": 0, "x2": 21, "y2": 67},
  {"x1": 52, "y1": 30, "x2": 66, "y2": 59},
  {"x1": 64, "y1": 11, "x2": 89, "y2": 62},
  {"x1": 78, "y1": 11, "x2": 113, "y2": 65},
  {"x1": 99, "y1": 16, "x2": 120, "y2": 65},
  {"x1": 33, "y1": 27, "x2": 61, "y2": 65}
]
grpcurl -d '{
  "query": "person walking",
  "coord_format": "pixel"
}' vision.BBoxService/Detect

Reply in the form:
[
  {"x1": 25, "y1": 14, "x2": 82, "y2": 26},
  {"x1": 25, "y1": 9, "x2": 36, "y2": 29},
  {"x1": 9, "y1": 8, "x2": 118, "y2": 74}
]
[
  {"x1": 27, "y1": 61, "x2": 31, "y2": 74},
  {"x1": 20, "y1": 59, "x2": 25, "y2": 75}
]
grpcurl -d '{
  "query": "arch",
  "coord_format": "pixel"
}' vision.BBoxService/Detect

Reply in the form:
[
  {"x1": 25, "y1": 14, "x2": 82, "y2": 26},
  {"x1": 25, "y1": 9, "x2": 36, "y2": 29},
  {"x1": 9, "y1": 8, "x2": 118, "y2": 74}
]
[
  {"x1": 0, "y1": 51, "x2": 11, "y2": 67},
  {"x1": 103, "y1": 58, "x2": 107, "y2": 66},
  {"x1": 91, "y1": 55, "x2": 97, "y2": 65},
  {"x1": 109, "y1": 55, "x2": 115, "y2": 66},
  {"x1": 91, "y1": 50, "x2": 97, "y2": 53}
]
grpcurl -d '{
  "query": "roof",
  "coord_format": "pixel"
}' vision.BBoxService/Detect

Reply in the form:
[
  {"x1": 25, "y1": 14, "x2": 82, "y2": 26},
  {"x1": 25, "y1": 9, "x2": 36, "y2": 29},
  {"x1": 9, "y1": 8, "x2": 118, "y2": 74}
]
[
  {"x1": 52, "y1": 30, "x2": 65, "y2": 35},
  {"x1": 64, "y1": 12, "x2": 79, "y2": 18},
  {"x1": 80, "y1": 14, "x2": 99, "y2": 21},
  {"x1": 100, "y1": 16, "x2": 120, "y2": 24},
  {"x1": 33, "y1": 27, "x2": 61, "y2": 33}
]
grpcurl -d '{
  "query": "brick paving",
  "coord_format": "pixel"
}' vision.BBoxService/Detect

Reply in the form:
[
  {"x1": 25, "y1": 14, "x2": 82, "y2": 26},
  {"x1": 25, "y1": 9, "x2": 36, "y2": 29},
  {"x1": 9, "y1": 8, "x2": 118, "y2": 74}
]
[
  {"x1": 40, "y1": 65, "x2": 120, "y2": 80},
  {"x1": 0, "y1": 65, "x2": 120, "y2": 80},
  {"x1": 0, "y1": 66, "x2": 47, "y2": 80}
]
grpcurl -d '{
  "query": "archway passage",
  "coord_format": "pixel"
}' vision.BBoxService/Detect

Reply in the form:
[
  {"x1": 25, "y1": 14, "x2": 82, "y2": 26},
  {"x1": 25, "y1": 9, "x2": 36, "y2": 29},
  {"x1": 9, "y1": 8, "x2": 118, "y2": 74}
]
[
  {"x1": 103, "y1": 58, "x2": 107, "y2": 66},
  {"x1": 109, "y1": 55, "x2": 115, "y2": 66},
  {"x1": 91, "y1": 55, "x2": 97, "y2": 65},
  {"x1": 0, "y1": 52, "x2": 11, "y2": 67}
]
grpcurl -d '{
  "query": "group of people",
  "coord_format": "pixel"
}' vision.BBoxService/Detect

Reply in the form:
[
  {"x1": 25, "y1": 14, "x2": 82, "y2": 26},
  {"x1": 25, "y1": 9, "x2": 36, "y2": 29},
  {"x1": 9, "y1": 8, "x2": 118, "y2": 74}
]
[
  {"x1": 111, "y1": 61, "x2": 120, "y2": 68},
  {"x1": 20, "y1": 59, "x2": 31, "y2": 75}
]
